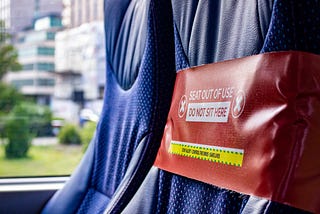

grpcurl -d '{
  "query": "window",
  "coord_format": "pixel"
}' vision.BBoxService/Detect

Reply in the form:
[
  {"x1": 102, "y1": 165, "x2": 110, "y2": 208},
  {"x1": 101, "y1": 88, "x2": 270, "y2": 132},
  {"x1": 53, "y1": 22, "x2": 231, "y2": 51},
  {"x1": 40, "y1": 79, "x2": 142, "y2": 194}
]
[
  {"x1": 17, "y1": 36, "x2": 25, "y2": 43},
  {"x1": 37, "y1": 47, "x2": 55, "y2": 56},
  {"x1": 46, "y1": 32, "x2": 55, "y2": 40},
  {"x1": 20, "y1": 31, "x2": 55, "y2": 43},
  {"x1": 22, "y1": 63, "x2": 55, "y2": 71},
  {"x1": 22, "y1": 63, "x2": 34, "y2": 70},
  {"x1": 19, "y1": 48, "x2": 37, "y2": 57},
  {"x1": 37, "y1": 62, "x2": 55, "y2": 71},
  {"x1": 19, "y1": 47, "x2": 54, "y2": 57},
  {"x1": 50, "y1": 17, "x2": 62, "y2": 28},
  {"x1": 0, "y1": 0, "x2": 104, "y2": 179},
  {"x1": 36, "y1": 78, "x2": 55, "y2": 86},
  {"x1": 11, "y1": 79, "x2": 34, "y2": 89}
]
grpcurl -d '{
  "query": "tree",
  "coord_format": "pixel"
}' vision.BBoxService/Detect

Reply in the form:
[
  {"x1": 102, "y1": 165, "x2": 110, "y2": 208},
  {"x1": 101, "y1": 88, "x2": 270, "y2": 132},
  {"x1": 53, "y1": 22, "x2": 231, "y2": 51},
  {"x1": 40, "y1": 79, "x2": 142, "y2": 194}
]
[
  {"x1": 0, "y1": 20, "x2": 21, "y2": 80},
  {"x1": 5, "y1": 115, "x2": 32, "y2": 158},
  {"x1": 0, "y1": 82, "x2": 24, "y2": 115},
  {"x1": 3, "y1": 102, "x2": 54, "y2": 158},
  {"x1": 0, "y1": 20, "x2": 23, "y2": 115},
  {"x1": 4, "y1": 104, "x2": 33, "y2": 158},
  {"x1": 0, "y1": 20, "x2": 24, "y2": 141},
  {"x1": 58, "y1": 124, "x2": 82, "y2": 145},
  {"x1": 18, "y1": 102, "x2": 53, "y2": 136},
  {"x1": 80, "y1": 121, "x2": 96, "y2": 151}
]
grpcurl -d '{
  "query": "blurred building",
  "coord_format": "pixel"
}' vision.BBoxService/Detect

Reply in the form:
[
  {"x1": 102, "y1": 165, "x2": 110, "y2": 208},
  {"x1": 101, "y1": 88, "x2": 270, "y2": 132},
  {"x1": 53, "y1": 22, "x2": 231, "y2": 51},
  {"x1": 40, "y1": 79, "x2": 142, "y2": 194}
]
[
  {"x1": 62, "y1": 0, "x2": 104, "y2": 28},
  {"x1": 5, "y1": 15, "x2": 63, "y2": 105},
  {"x1": 52, "y1": 0, "x2": 105, "y2": 123},
  {"x1": 52, "y1": 21, "x2": 105, "y2": 122},
  {"x1": 2, "y1": 0, "x2": 105, "y2": 123},
  {"x1": 0, "y1": 0, "x2": 62, "y2": 34}
]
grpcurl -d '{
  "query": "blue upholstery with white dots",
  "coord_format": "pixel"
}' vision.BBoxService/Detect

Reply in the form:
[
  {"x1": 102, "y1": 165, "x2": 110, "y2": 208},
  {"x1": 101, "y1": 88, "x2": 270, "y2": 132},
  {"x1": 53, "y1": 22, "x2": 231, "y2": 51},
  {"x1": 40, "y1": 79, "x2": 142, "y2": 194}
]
[
  {"x1": 261, "y1": 0, "x2": 320, "y2": 54},
  {"x1": 121, "y1": 0, "x2": 319, "y2": 213},
  {"x1": 42, "y1": 0, "x2": 175, "y2": 213}
]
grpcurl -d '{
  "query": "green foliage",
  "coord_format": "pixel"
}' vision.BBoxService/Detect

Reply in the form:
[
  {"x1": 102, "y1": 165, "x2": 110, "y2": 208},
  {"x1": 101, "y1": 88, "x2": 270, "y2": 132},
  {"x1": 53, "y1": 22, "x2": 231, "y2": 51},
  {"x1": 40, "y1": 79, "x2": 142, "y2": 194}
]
[
  {"x1": 0, "y1": 20, "x2": 21, "y2": 80},
  {"x1": 1, "y1": 102, "x2": 53, "y2": 158},
  {"x1": 16, "y1": 102, "x2": 53, "y2": 136},
  {"x1": 0, "y1": 44, "x2": 21, "y2": 79},
  {"x1": 0, "y1": 20, "x2": 10, "y2": 43},
  {"x1": 0, "y1": 83, "x2": 24, "y2": 141},
  {"x1": 4, "y1": 107, "x2": 33, "y2": 159},
  {"x1": 80, "y1": 122, "x2": 96, "y2": 151},
  {"x1": 0, "y1": 82, "x2": 24, "y2": 115},
  {"x1": 2, "y1": 102, "x2": 54, "y2": 158},
  {"x1": 4, "y1": 102, "x2": 53, "y2": 137},
  {"x1": 58, "y1": 124, "x2": 82, "y2": 145}
]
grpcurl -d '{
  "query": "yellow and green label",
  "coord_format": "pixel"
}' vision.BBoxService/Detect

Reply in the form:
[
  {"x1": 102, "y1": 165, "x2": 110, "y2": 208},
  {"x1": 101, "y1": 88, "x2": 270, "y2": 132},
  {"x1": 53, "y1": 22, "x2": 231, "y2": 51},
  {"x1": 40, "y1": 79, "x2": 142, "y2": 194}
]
[{"x1": 169, "y1": 140, "x2": 244, "y2": 167}]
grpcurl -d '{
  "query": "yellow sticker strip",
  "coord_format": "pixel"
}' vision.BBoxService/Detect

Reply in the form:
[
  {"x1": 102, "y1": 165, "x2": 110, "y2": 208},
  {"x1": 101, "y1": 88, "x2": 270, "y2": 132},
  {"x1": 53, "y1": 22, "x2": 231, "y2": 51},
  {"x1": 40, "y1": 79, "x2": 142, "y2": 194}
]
[{"x1": 169, "y1": 140, "x2": 244, "y2": 167}]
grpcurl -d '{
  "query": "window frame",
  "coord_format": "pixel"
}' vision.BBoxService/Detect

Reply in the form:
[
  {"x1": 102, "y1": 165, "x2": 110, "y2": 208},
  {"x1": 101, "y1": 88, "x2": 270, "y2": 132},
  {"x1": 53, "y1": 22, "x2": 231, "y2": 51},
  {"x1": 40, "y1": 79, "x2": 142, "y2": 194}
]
[{"x1": 0, "y1": 176, "x2": 68, "y2": 213}]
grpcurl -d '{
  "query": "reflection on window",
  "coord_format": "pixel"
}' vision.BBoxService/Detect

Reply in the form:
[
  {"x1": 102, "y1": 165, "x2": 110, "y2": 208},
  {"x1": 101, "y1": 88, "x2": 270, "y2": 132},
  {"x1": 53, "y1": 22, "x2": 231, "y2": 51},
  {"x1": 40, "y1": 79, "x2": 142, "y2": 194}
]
[
  {"x1": 37, "y1": 78, "x2": 55, "y2": 86},
  {"x1": 22, "y1": 64, "x2": 34, "y2": 70},
  {"x1": 38, "y1": 47, "x2": 55, "y2": 55},
  {"x1": 46, "y1": 32, "x2": 55, "y2": 40},
  {"x1": 17, "y1": 31, "x2": 56, "y2": 44},
  {"x1": 19, "y1": 48, "x2": 37, "y2": 57},
  {"x1": 37, "y1": 63, "x2": 55, "y2": 71},
  {"x1": 19, "y1": 47, "x2": 55, "y2": 57},
  {"x1": 1, "y1": 0, "x2": 105, "y2": 178},
  {"x1": 11, "y1": 79, "x2": 34, "y2": 89},
  {"x1": 22, "y1": 63, "x2": 55, "y2": 71}
]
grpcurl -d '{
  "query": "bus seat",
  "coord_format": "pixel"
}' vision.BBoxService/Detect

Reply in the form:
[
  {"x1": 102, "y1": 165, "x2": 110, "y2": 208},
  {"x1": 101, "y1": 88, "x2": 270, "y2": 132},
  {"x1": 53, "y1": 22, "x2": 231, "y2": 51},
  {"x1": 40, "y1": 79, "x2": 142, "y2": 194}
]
[
  {"x1": 41, "y1": 0, "x2": 175, "y2": 213},
  {"x1": 118, "y1": 0, "x2": 320, "y2": 213}
]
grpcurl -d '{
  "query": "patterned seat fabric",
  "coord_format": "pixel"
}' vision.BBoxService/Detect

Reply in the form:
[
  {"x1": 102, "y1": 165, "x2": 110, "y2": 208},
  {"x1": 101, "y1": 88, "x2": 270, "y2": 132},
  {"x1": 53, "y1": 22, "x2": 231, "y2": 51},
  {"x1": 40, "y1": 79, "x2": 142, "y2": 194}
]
[
  {"x1": 42, "y1": 0, "x2": 175, "y2": 213},
  {"x1": 121, "y1": 0, "x2": 319, "y2": 213}
]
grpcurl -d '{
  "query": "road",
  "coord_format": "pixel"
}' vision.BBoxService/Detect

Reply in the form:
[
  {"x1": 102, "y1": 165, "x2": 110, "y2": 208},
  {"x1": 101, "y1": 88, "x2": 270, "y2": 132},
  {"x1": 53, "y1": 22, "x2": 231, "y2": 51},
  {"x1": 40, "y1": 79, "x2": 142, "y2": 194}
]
[{"x1": 32, "y1": 137, "x2": 58, "y2": 146}]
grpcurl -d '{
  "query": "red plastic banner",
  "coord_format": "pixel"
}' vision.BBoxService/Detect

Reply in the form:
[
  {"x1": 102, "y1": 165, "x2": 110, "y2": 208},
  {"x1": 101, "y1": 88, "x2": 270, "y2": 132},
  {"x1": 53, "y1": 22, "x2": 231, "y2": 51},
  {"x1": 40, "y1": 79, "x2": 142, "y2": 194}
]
[{"x1": 155, "y1": 51, "x2": 320, "y2": 213}]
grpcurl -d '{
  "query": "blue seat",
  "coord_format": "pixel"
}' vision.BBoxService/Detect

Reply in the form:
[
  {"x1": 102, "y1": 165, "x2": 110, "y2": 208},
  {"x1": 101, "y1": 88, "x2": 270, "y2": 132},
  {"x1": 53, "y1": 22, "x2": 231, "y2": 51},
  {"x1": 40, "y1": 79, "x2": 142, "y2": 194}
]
[
  {"x1": 42, "y1": 0, "x2": 175, "y2": 213},
  {"x1": 118, "y1": 0, "x2": 320, "y2": 213}
]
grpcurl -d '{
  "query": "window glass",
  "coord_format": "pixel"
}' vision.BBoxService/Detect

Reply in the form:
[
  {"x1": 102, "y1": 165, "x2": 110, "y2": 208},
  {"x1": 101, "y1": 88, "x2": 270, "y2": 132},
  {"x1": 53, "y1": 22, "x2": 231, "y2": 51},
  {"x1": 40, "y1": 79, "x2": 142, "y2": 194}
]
[
  {"x1": 37, "y1": 62, "x2": 55, "y2": 71},
  {"x1": 19, "y1": 48, "x2": 37, "y2": 57},
  {"x1": 37, "y1": 47, "x2": 55, "y2": 56},
  {"x1": 11, "y1": 79, "x2": 34, "y2": 89},
  {"x1": 19, "y1": 47, "x2": 55, "y2": 57},
  {"x1": 46, "y1": 32, "x2": 55, "y2": 40},
  {"x1": 37, "y1": 78, "x2": 55, "y2": 86},
  {"x1": 0, "y1": 0, "x2": 105, "y2": 177},
  {"x1": 51, "y1": 17, "x2": 62, "y2": 27},
  {"x1": 22, "y1": 63, "x2": 34, "y2": 70},
  {"x1": 21, "y1": 63, "x2": 55, "y2": 71}
]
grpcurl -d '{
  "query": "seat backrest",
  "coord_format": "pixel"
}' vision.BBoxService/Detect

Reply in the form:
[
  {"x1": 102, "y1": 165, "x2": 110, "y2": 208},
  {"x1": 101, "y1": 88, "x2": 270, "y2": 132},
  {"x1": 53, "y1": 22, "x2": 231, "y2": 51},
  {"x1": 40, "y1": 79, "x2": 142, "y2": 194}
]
[
  {"x1": 42, "y1": 0, "x2": 175, "y2": 213},
  {"x1": 119, "y1": 0, "x2": 320, "y2": 213}
]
